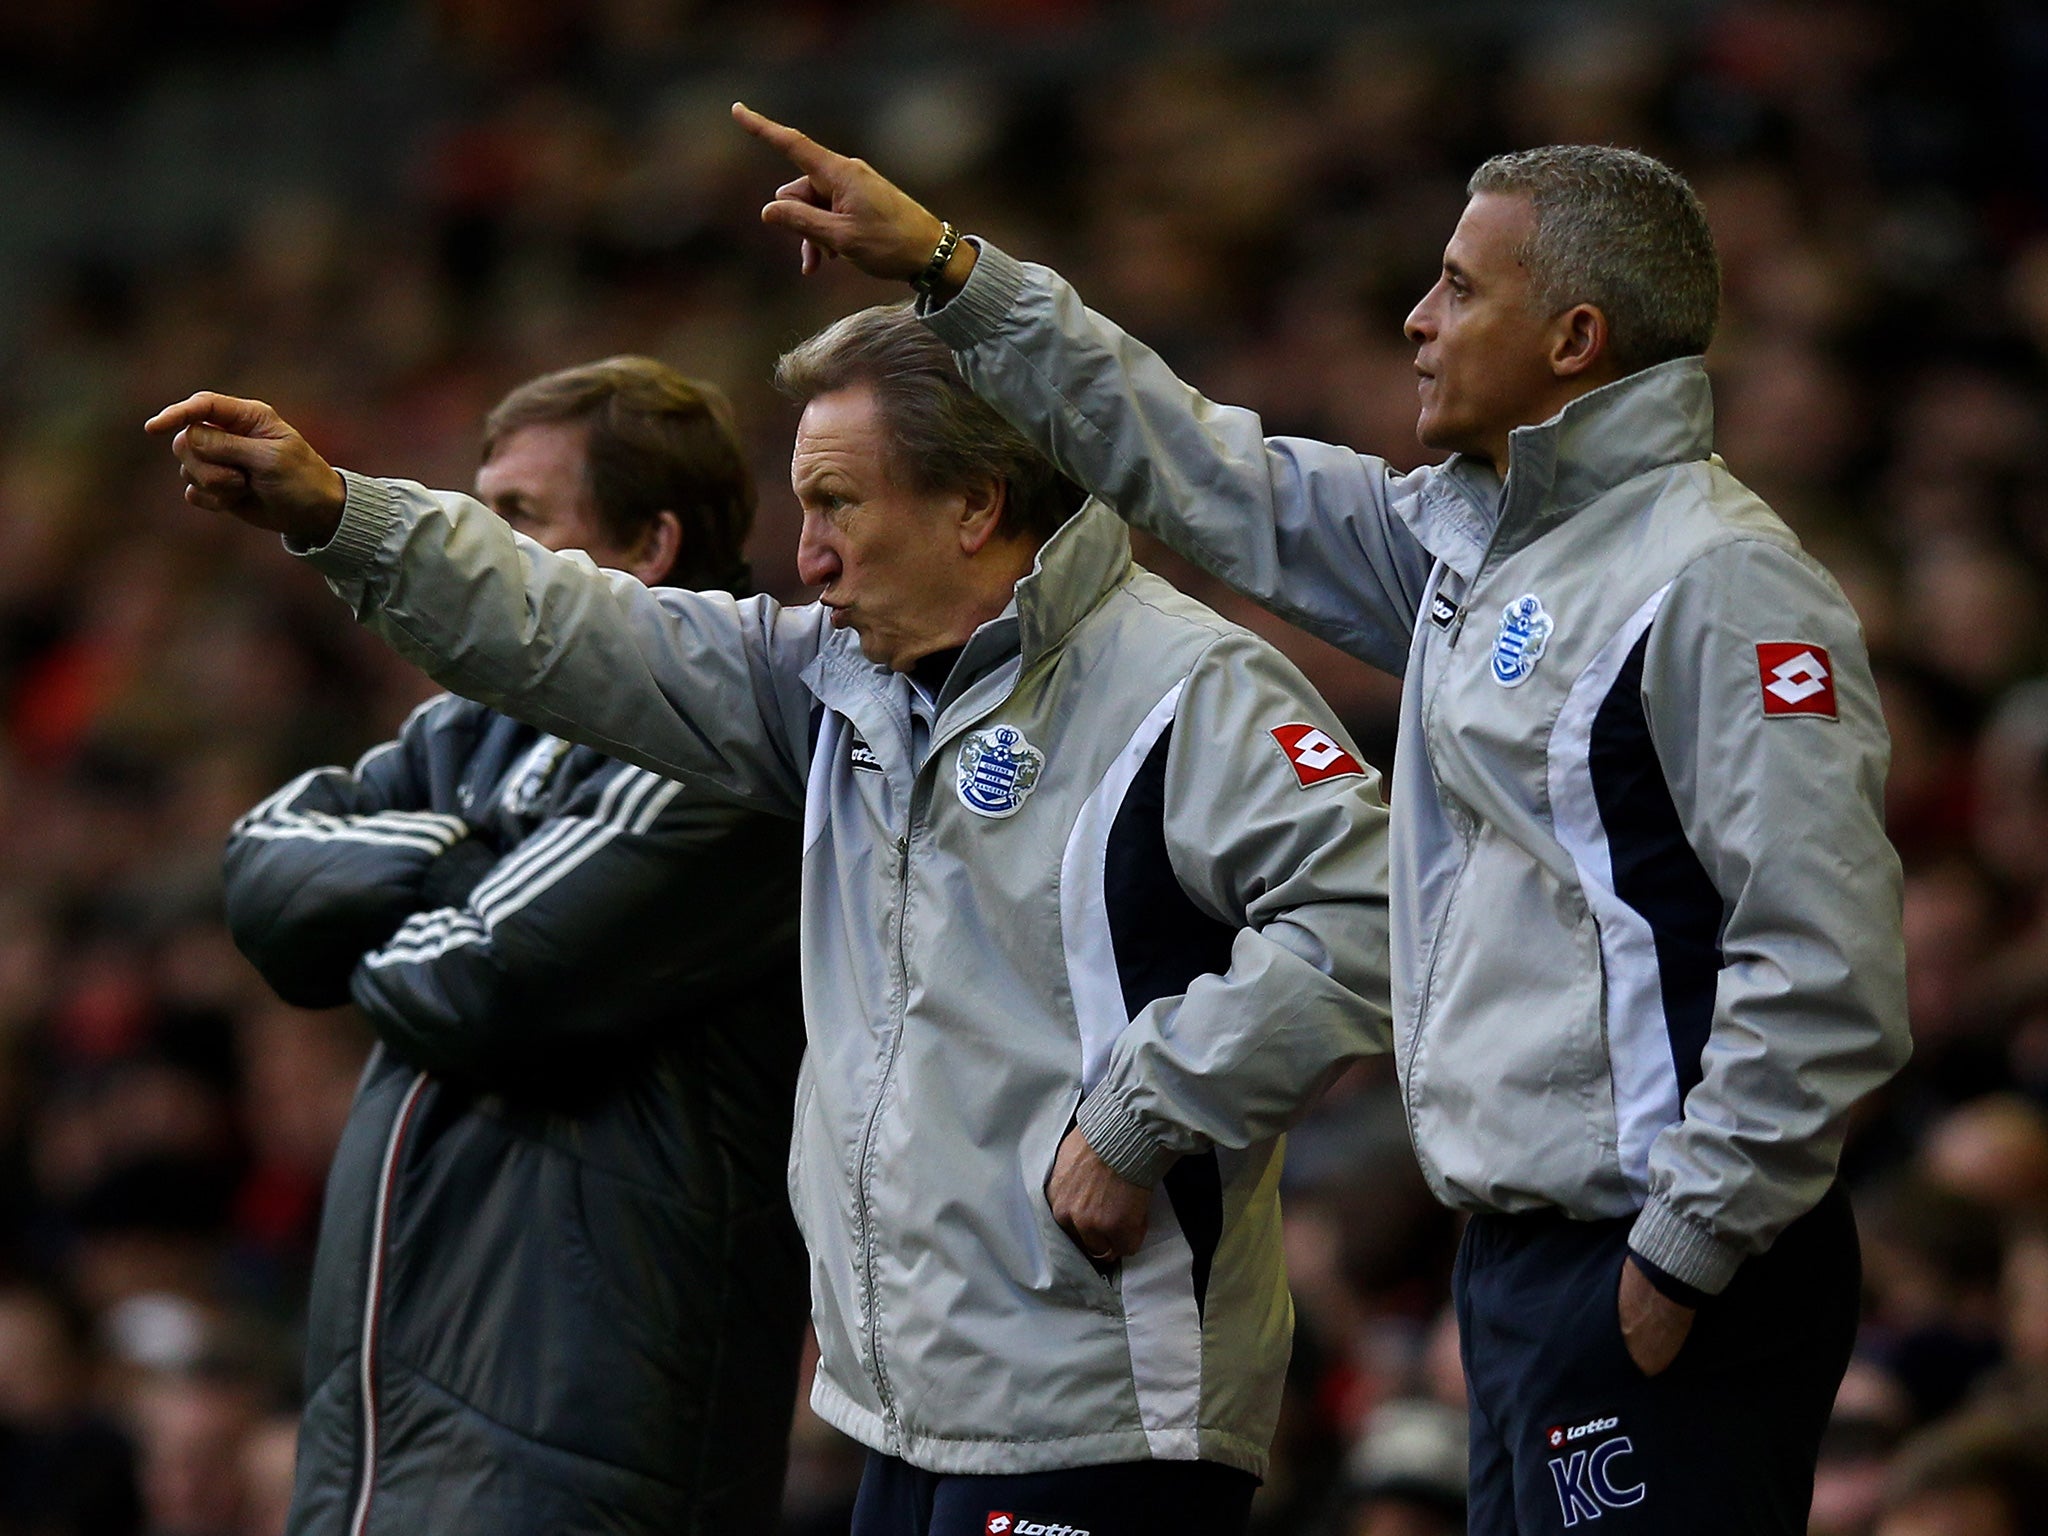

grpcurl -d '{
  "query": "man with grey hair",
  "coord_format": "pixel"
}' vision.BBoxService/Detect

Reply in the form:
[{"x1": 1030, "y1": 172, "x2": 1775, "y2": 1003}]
[
  {"x1": 738, "y1": 108, "x2": 1909, "y2": 1535},
  {"x1": 150, "y1": 303, "x2": 1397, "y2": 1536}
]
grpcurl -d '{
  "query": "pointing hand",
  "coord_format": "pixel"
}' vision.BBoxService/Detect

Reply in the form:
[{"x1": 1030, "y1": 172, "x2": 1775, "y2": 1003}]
[
  {"x1": 732, "y1": 102, "x2": 978, "y2": 296},
  {"x1": 145, "y1": 392, "x2": 346, "y2": 546}
]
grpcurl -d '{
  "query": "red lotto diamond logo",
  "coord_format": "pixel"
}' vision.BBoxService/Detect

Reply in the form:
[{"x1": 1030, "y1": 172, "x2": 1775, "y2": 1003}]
[
  {"x1": 986, "y1": 1516, "x2": 1014, "y2": 1536},
  {"x1": 1756, "y1": 643, "x2": 1836, "y2": 719},
  {"x1": 1271, "y1": 723, "x2": 1365, "y2": 786}
]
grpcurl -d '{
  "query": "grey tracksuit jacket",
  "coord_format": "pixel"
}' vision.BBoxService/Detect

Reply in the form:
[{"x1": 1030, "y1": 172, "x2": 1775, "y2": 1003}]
[
  {"x1": 923, "y1": 241, "x2": 1910, "y2": 1298},
  {"x1": 296, "y1": 485, "x2": 1395, "y2": 1477}
]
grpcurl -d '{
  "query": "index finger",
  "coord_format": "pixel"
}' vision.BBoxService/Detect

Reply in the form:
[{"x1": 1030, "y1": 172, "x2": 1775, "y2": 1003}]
[
  {"x1": 145, "y1": 391, "x2": 271, "y2": 437},
  {"x1": 730, "y1": 101, "x2": 841, "y2": 174}
]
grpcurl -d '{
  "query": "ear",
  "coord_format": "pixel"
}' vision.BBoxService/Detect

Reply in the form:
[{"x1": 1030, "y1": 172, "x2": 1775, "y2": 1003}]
[
  {"x1": 627, "y1": 510, "x2": 685, "y2": 587},
  {"x1": 1548, "y1": 302, "x2": 1613, "y2": 382},
  {"x1": 956, "y1": 476, "x2": 1008, "y2": 557}
]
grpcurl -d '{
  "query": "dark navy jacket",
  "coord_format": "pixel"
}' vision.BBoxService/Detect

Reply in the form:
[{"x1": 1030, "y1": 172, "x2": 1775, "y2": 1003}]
[{"x1": 225, "y1": 692, "x2": 806, "y2": 1536}]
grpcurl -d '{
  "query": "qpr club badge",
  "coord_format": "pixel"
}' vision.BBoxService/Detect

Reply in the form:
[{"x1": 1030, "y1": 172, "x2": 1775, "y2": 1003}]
[
  {"x1": 1491, "y1": 594, "x2": 1554, "y2": 687},
  {"x1": 955, "y1": 725, "x2": 1044, "y2": 819}
]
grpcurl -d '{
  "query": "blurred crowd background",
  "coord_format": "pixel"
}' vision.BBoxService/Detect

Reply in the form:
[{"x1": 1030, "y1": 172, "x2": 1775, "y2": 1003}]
[{"x1": 0, "y1": 0, "x2": 2044, "y2": 1532}]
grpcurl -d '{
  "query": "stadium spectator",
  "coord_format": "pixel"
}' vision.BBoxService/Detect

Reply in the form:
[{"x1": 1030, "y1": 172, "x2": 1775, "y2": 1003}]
[{"x1": 1874, "y1": 1410, "x2": 2048, "y2": 1536}]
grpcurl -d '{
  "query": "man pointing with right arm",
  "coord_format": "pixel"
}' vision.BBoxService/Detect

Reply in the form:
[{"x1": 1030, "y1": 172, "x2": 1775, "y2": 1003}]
[
  {"x1": 150, "y1": 298, "x2": 1395, "y2": 1536},
  {"x1": 734, "y1": 102, "x2": 1909, "y2": 1536}
]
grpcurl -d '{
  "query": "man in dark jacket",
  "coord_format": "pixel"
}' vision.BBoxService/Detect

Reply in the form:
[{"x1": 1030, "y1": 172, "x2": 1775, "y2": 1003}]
[{"x1": 222, "y1": 358, "x2": 808, "y2": 1536}]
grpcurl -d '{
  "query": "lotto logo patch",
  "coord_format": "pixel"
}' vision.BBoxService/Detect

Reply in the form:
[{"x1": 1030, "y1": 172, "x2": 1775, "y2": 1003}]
[
  {"x1": 1271, "y1": 723, "x2": 1365, "y2": 786},
  {"x1": 985, "y1": 1517, "x2": 1012, "y2": 1536},
  {"x1": 1548, "y1": 1415, "x2": 1619, "y2": 1448},
  {"x1": 986, "y1": 1518, "x2": 1091, "y2": 1536},
  {"x1": 1757, "y1": 643, "x2": 1837, "y2": 718}
]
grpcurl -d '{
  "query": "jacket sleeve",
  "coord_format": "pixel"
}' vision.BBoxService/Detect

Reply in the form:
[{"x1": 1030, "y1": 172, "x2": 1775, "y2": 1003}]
[
  {"x1": 348, "y1": 760, "x2": 799, "y2": 1090},
  {"x1": 1075, "y1": 630, "x2": 1395, "y2": 1184},
  {"x1": 221, "y1": 697, "x2": 475, "y2": 1009},
  {"x1": 922, "y1": 241, "x2": 1438, "y2": 675},
  {"x1": 299, "y1": 472, "x2": 822, "y2": 820},
  {"x1": 1628, "y1": 536, "x2": 1909, "y2": 1295}
]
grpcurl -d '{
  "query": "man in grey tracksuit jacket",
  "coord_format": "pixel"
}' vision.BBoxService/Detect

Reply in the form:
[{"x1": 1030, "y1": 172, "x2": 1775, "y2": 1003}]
[
  {"x1": 921, "y1": 241, "x2": 1907, "y2": 1294},
  {"x1": 148, "y1": 326, "x2": 1397, "y2": 1527},
  {"x1": 286, "y1": 480, "x2": 1391, "y2": 1485},
  {"x1": 905, "y1": 188, "x2": 1910, "y2": 1533}
]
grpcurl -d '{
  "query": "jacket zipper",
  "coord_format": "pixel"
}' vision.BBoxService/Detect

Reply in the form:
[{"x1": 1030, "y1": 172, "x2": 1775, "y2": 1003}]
[
  {"x1": 348, "y1": 1070, "x2": 430, "y2": 1536},
  {"x1": 1445, "y1": 484, "x2": 1513, "y2": 648},
  {"x1": 1408, "y1": 542, "x2": 1491, "y2": 1188},
  {"x1": 854, "y1": 828, "x2": 913, "y2": 1435}
]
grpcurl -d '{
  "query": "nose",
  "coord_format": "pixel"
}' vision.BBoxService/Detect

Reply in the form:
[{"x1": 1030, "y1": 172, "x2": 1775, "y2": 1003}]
[
  {"x1": 796, "y1": 512, "x2": 839, "y2": 590},
  {"x1": 1404, "y1": 284, "x2": 1438, "y2": 345}
]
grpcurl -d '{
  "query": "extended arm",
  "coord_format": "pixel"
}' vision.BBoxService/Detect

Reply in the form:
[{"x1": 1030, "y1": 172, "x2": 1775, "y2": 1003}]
[
  {"x1": 923, "y1": 245, "x2": 1436, "y2": 672},
  {"x1": 732, "y1": 103, "x2": 1439, "y2": 674},
  {"x1": 146, "y1": 391, "x2": 821, "y2": 818},
  {"x1": 223, "y1": 698, "x2": 477, "y2": 1008}
]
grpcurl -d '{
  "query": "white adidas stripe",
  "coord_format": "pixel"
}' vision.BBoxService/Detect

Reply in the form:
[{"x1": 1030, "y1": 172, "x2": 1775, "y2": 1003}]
[{"x1": 363, "y1": 767, "x2": 678, "y2": 970}]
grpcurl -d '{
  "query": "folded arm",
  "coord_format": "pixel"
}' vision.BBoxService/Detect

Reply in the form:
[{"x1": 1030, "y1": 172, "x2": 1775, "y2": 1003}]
[
  {"x1": 352, "y1": 761, "x2": 800, "y2": 1090},
  {"x1": 223, "y1": 698, "x2": 477, "y2": 1008}
]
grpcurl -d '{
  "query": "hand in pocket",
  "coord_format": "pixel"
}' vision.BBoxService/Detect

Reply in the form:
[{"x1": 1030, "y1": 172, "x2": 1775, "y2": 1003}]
[
  {"x1": 1618, "y1": 1256, "x2": 1695, "y2": 1377},
  {"x1": 1046, "y1": 1126, "x2": 1150, "y2": 1262}
]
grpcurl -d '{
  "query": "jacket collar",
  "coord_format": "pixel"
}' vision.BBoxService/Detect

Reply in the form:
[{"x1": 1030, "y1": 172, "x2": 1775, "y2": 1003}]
[
  {"x1": 1396, "y1": 355, "x2": 1716, "y2": 582},
  {"x1": 1013, "y1": 498, "x2": 1135, "y2": 665}
]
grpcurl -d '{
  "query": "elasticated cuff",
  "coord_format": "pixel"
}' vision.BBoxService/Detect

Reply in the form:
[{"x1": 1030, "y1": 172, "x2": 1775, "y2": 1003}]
[
  {"x1": 1629, "y1": 1251, "x2": 1712, "y2": 1310},
  {"x1": 1075, "y1": 1087, "x2": 1175, "y2": 1189},
  {"x1": 290, "y1": 469, "x2": 397, "y2": 575},
  {"x1": 919, "y1": 238, "x2": 1028, "y2": 350},
  {"x1": 1628, "y1": 1196, "x2": 1743, "y2": 1298}
]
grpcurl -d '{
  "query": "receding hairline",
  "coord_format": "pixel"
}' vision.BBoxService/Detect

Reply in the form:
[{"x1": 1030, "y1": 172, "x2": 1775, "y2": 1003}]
[{"x1": 787, "y1": 376, "x2": 929, "y2": 497}]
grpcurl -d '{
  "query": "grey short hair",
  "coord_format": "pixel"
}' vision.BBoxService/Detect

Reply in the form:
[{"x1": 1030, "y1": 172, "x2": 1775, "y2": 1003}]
[
  {"x1": 1468, "y1": 145, "x2": 1720, "y2": 374},
  {"x1": 773, "y1": 303, "x2": 1082, "y2": 545}
]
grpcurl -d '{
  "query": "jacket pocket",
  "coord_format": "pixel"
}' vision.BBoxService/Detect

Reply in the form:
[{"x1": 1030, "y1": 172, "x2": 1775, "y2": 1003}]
[
  {"x1": 1033, "y1": 1095, "x2": 1124, "y2": 1316},
  {"x1": 1414, "y1": 830, "x2": 1617, "y2": 1209}
]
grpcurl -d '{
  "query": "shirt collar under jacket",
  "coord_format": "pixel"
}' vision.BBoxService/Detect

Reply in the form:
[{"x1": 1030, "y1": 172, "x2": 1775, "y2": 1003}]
[{"x1": 1400, "y1": 354, "x2": 1718, "y2": 583}]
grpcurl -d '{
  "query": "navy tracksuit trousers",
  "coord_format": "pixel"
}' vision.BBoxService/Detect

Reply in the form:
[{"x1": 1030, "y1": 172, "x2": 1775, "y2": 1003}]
[
  {"x1": 1455, "y1": 1187, "x2": 1860, "y2": 1535},
  {"x1": 850, "y1": 1452, "x2": 1258, "y2": 1536}
]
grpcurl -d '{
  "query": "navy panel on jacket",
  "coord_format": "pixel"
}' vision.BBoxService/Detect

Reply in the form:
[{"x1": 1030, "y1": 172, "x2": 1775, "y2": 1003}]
[
  {"x1": 1588, "y1": 631, "x2": 1725, "y2": 1100},
  {"x1": 1102, "y1": 725, "x2": 1231, "y2": 1313}
]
